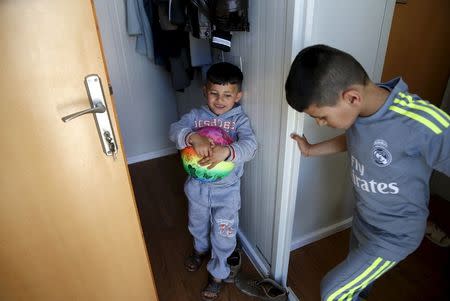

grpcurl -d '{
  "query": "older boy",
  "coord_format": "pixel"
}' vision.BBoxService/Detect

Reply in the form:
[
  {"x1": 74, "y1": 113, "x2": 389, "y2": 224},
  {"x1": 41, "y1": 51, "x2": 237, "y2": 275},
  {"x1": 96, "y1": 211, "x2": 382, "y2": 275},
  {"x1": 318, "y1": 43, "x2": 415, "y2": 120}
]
[
  {"x1": 170, "y1": 62, "x2": 257, "y2": 300},
  {"x1": 285, "y1": 44, "x2": 450, "y2": 301}
]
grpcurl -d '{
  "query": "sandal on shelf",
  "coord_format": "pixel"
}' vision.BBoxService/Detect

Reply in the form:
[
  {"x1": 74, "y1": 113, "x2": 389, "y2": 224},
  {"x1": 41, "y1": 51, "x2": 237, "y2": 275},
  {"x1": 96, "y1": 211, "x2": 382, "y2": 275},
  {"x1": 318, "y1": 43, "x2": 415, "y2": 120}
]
[
  {"x1": 426, "y1": 221, "x2": 450, "y2": 247},
  {"x1": 184, "y1": 250, "x2": 208, "y2": 272},
  {"x1": 201, "y1": 275, "x2": 222, "y2": 301}
]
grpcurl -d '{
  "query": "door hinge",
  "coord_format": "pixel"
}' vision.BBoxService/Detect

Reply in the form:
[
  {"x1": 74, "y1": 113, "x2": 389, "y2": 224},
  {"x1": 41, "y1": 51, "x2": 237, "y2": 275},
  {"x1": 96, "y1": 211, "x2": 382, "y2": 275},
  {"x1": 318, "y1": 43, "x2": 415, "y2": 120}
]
[{"x1": 108, "y1": 84, "x2": 113, "y2": 96}]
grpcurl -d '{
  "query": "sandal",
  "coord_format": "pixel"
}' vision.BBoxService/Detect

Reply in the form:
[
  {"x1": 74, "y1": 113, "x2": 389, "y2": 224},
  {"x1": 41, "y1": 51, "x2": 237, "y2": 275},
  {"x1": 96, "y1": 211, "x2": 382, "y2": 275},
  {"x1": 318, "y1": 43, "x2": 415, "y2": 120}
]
[
  {"x1": 426, "y1": 221, "x2": 450, "y2": 247},
  {"x1": 224, "y1": 249, "x2": 242, "y2": 283},
  {"x1": 201, "y1": 275, "x2": 222, "y2": 301},
  {"x1": 184, "y1": 250, "x2": 208, "y2": 272}
]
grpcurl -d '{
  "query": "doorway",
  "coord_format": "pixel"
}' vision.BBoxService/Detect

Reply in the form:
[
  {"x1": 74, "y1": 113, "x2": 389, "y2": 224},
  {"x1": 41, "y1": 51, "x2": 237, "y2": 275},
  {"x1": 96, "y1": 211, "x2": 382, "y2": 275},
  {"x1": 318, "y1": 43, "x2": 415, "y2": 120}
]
[
  {"x1": 93, "y1": 1, "x2": 300, "y2": 299},
  {"x1": 92, "y1": 1, "x2": 266, "y2": 300}
]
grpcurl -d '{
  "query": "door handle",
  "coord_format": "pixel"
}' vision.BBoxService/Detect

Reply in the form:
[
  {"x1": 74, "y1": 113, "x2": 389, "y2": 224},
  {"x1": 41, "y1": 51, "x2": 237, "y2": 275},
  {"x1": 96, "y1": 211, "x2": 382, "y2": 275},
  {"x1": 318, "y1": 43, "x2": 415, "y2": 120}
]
[
  {"x1": 62, "y1": 75, "x2": 118, "y2": 158},
  {"x1": 61, "y1": 103, "x2": 106, "y2": 122}
]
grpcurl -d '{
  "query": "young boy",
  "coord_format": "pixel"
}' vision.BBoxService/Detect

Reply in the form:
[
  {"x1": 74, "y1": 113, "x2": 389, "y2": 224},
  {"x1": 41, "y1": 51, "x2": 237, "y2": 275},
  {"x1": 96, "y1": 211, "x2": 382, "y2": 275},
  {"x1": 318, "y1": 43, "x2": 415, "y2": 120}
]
[
  {"x1": 169, "y1": 62, "x2": 257, "y2": 300},
  {"x1": 285, "y1": 44, "x2": 450, "y2": 301}
]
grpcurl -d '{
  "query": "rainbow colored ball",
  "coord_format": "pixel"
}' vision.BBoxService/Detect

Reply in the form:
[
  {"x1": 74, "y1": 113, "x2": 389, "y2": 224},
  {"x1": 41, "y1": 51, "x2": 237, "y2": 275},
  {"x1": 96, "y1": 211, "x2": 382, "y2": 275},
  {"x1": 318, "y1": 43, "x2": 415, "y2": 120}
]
[{"x1": 181, "y1": 126, "x2": 235, "y2": 182}]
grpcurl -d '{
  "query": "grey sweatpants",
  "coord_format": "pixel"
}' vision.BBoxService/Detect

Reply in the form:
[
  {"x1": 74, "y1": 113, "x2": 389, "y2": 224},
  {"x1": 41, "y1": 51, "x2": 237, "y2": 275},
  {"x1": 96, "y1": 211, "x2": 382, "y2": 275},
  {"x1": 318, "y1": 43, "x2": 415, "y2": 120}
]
[
  {"x1": 320, "y1": 232, "x2": 398, "y2": 301},
  {"x1": 184, "y1": 178, "x2": 241, "y2": 280}
]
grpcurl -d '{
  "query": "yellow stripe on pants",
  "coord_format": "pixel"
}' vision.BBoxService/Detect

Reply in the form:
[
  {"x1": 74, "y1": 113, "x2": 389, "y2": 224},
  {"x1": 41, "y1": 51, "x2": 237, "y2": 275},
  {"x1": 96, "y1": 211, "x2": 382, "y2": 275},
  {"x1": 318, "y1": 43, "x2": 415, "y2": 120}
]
[
  {"x1": 326, "y1": 257, "x2": 383, "y2": 301},
  {"x1": 343, "y1": 261, "x2": 395, "y2": 301}
]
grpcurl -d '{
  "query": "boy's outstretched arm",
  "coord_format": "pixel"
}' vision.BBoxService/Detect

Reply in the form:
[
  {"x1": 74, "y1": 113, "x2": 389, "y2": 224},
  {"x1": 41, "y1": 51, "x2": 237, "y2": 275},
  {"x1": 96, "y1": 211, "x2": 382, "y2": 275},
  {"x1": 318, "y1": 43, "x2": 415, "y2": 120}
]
[{"x1": 291, "y1": 133, "x2": 347, "y2": 157}]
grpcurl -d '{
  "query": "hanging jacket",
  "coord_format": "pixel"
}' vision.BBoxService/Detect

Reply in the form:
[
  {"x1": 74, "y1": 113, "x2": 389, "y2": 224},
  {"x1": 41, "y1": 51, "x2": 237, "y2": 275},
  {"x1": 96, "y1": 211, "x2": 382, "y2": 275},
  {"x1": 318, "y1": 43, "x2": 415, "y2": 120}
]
[
  {"x1": 213, "y1": 0, "x2": 249, "y2": 32},
  {"x1": 189, "y1": 0, "x2": 249, "y2": 33},
  {"x1": 126, "y1": 0, "x2": 155, "y2": 60},
  {"x1": 153, "y1": 0, "x2": 187, "y2": 26}
]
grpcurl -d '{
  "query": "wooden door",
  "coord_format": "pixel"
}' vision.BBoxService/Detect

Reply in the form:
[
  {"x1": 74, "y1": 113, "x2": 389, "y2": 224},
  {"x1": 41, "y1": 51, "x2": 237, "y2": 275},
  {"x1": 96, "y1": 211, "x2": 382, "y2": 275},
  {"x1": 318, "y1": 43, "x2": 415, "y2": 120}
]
[
  {"x1": 381, "y1": 0, "x2": 450, "y2": 106},
  {"x1": 0, "y1": 1, "x2": 158, "y2": 300}
]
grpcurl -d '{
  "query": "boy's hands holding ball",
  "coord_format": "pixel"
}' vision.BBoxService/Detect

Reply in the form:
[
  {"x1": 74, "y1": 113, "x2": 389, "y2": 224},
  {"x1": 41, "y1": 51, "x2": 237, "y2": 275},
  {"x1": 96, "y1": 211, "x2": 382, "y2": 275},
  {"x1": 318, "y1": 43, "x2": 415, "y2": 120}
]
[
  {"x1": 190, "y1": 132, "x2": 231, "y2": 169},
  {"x1": 189, "y1": 133, "x2": 214, "y2": 157},
  {"x1": 198, "y1": 145, "x2": 231, "y2": 169}
]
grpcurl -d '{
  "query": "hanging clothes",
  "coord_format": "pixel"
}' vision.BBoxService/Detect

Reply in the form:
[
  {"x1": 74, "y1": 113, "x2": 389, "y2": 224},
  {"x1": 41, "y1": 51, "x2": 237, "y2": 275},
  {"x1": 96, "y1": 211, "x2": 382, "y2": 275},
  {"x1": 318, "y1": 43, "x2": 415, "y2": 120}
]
[
  {"x1": 188, "y1": 0, "x2": 249, "y2": 52},
  {"x1": 189, "y1": 0, "x2": 249, "y2": 32},
  {"x1": 213, "y1": 0, "x2": 249, "y2": 32},
  {"x1": 126, "y1": 0, "x2": 250, "y2": 90},
  {"x1": 189, "y1": 33, "x2": 212, "y2": 67},
  {"x1": 126, "y1": 0, "x2": 155, "y2": 61},
  {"x1": 168, "y1": 0, "x2": 188, "y2": 26},
  {"x1": 187, "y1": 2, "x2": 212, "y2": 39},
  {"x1": 149, "y1": 0, "x2": 193, "y2": 90}
]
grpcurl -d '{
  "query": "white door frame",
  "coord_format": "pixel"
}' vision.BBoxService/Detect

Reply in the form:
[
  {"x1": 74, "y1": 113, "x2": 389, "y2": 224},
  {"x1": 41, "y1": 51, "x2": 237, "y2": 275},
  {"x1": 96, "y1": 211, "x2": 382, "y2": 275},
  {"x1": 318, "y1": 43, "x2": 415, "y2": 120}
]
[{"x1": 270, "y1": 0, "x2": 310, "y2": 286}]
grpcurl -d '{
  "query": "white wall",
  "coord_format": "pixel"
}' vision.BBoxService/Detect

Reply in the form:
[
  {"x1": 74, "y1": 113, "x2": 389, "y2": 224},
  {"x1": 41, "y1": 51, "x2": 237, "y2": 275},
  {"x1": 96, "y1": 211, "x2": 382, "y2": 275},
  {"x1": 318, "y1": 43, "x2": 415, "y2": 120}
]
[
  {"x1": 291, "y1": 0, "x2": 395, "y2": 250},
  {"x1": 93, "y1": 0, "x2": 178, "y2": 163}
]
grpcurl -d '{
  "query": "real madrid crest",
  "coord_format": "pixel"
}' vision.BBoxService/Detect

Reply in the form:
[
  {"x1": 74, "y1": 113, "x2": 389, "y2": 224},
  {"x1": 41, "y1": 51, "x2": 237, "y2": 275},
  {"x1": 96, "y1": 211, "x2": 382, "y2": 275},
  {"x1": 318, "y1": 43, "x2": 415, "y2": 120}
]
[{"x1": 372, "y1": 139, "x2": 392, "y2": 167}]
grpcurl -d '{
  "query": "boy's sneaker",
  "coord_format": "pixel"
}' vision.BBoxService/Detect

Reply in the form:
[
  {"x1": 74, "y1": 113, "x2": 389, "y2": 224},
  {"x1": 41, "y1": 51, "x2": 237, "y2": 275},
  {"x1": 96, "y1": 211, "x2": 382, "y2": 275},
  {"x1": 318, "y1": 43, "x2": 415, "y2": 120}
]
[{"x1": 223, "y1": 249, "x2": 242, "y2": 283}]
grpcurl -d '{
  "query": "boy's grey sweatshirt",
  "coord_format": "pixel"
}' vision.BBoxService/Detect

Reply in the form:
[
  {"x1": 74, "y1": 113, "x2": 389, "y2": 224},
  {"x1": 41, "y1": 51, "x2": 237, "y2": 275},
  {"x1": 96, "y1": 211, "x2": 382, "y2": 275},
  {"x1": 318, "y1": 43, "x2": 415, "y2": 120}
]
[
  {"x1": 347, "y1": 77, "x2": 450, "y2": 261},
  {"x1": 169, "y1": 104, "x2": 257, "y2": 186}
]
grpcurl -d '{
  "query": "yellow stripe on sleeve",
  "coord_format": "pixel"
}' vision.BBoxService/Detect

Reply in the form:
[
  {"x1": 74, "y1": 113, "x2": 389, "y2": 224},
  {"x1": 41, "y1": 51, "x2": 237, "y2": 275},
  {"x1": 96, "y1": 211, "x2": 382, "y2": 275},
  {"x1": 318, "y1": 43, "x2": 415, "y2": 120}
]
[
  {"x1": 397, "y1": 92, "x2": 450, "y2": 122},
  {"x1": 326, "y1": 257, "x2": 383, "y2": 301},
  {"x1": 416, "y1": 100, "x2": 450, "y2": 121},
  {"x1": 393, "y1": 99, "x2": 449, "y2": 128},
  {"x1": 398, "y1": 92, "x2": 414, "y2": 103},
  {"x1": 389, "y1": 106, "x2": 443, "y2": 134}
]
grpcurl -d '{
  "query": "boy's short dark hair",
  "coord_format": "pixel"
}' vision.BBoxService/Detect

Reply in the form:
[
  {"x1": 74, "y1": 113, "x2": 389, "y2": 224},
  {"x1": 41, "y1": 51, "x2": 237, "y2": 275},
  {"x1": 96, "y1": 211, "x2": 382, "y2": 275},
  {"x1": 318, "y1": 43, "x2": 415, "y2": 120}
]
[
  {"x1": 207, "y1": 62, "x2": 243, "y2": 91},
  {"x1": 285, "y1": 44, "x2": 369, "y2": 112}
]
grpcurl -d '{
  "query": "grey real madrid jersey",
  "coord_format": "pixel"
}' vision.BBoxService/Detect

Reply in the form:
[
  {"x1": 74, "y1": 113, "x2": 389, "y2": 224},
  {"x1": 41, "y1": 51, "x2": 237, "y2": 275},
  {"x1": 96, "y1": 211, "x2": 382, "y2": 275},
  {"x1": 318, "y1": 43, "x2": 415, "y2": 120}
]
[{"x1": 347, "y1": 78, "x2": 450, "y2": 260}]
